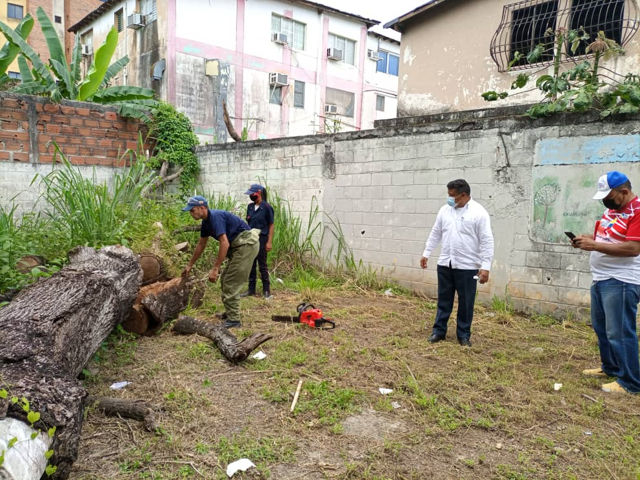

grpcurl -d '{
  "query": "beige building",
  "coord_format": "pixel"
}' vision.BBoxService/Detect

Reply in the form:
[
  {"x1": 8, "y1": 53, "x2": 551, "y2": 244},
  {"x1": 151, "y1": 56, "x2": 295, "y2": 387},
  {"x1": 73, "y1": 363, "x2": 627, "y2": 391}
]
[{"x1": 385, "y1": 0, "x2": 640, "y2": 116}]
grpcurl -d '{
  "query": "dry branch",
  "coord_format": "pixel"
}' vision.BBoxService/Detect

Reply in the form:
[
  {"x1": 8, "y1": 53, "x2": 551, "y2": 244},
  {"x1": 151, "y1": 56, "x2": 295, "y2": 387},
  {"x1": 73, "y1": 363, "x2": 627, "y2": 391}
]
[
  {"x1": 223, "y1": 101, "x2": 242, "y2": 142},
  {"x1": 89, "y1": 397, "x2": 158, "y2": 432},
  {"x1": 173, "y1": 315, "x2": 272, "y2": 362}
]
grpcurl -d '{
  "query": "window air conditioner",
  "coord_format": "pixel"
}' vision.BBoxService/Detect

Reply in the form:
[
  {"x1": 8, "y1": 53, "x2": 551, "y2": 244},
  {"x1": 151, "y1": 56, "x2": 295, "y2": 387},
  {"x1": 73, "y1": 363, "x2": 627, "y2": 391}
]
[
  {"x1": 367, "y1": 49, "x2": 380, "y2": 61},
  {"x1": 81, "y1": 44, "x2": 92, "y2": 56},
  {"x1": 127, "y1": 13, "x2": 145, "y2": 29},
  {"x1": 271, "y1": 32, "x2": 288, "y2": 45},
  {"x1": 324, "y1": 104, "x2": 338, "y2": 114},
  {"x1": 269, "y1": 72, "x2": 288, "y2": 86},
  {"x1": 327, "y1": 48, "x2": 343, "y2": 61}
]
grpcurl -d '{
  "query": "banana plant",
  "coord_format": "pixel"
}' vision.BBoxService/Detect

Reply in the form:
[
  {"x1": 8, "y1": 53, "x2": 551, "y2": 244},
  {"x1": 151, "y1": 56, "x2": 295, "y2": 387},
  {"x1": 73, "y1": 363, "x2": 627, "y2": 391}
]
[
  {"x1": 0, "y1": 7, "x2": 157, "y2": 119},
  {"x1": 0, "y1": 15, "x2": 34, "y2": 88}
]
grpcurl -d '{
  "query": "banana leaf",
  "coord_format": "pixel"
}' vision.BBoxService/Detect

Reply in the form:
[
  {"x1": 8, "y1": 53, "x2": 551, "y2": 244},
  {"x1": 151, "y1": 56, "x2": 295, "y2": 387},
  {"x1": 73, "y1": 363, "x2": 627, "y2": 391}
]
[
  {"x1": 78, "y1": 27, "x2": 118, "y2": 101},
  {"x1": 17, "y1": 56, "x2": 33, "y2": 82},
  {"x1": 0, "y1": 16, "x2": 34, "y2": 75},
  {"x1": 101, "y1": 56, "x2": 129, "y2": 87},
  {"x1": 36, "y1": 7, "x2": 65, "y2": 70},
  {"x1": 0, "y1": 17, "x2": 55, "y2": 88},
  {"x1": 70, "y1": 35, "x2": 81, "y2": 87},
  {"x1": 90, "y1": 85, "x2": 155, "y2": 103},
  {"x1": 12, "y1": 80, "x2": 51, "y2": 95}
]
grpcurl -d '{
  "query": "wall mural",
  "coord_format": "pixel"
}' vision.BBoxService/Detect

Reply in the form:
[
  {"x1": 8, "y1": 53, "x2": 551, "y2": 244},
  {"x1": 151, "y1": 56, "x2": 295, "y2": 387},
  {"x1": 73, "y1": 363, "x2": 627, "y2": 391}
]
[{"x1": 532, "y1": 135, "x2": 640, "y2": 243}]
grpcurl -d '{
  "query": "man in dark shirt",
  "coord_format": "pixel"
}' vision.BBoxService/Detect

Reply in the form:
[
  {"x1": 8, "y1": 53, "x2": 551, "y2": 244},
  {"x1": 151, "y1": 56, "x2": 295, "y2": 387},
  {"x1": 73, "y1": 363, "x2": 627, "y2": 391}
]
[
  {"x1": 242, "y1": 184, "x2": 275, "y2": 299},
  {"x1": 181, "y1": 195, "x2": 260, "y2": 328}
]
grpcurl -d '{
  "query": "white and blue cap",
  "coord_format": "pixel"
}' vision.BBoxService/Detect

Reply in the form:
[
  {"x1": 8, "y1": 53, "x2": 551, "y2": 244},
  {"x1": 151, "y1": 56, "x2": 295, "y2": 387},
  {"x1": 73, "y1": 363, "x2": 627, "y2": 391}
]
[
  {"x1": 593, "y1": 171, "x2": 629, "y2": 200},
  {"x1": 182, "y1": 195, "x2": 208, "y2": 211}
]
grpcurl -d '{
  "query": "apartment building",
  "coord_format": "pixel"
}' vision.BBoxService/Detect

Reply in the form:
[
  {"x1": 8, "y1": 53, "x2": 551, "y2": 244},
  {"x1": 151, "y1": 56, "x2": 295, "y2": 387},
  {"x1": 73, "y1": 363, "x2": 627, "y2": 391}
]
[{"x1": 69, "y1": 0, "x2": 401, "y2": 142}]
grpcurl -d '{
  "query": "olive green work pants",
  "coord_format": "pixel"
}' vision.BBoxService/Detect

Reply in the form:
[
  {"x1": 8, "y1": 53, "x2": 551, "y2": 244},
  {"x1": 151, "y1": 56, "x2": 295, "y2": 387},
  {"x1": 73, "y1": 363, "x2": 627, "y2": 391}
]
[{"x1": 221, "y1": 229, "x2": 260, "y2": 322}]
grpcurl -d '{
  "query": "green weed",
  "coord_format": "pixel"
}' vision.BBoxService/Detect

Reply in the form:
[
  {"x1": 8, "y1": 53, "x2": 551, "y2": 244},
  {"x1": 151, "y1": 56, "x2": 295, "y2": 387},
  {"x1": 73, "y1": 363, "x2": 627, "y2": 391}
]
[{"x1": 294, "y1": 380, "x2": 361, "y2": 426}]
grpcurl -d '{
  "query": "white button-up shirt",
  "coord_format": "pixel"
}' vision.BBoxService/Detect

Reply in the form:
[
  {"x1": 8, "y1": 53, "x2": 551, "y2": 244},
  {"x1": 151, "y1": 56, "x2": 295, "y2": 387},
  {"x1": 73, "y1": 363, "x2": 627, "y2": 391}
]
[{"x1": 422, "y1": 198, "x2": 494, "y2": 271}]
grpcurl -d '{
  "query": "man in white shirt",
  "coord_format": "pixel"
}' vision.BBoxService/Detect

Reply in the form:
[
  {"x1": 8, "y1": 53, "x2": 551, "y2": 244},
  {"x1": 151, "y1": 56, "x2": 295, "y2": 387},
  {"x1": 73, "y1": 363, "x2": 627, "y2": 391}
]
[{"x1": 420, "y1": 179, "x2": 494, "y2": 347}]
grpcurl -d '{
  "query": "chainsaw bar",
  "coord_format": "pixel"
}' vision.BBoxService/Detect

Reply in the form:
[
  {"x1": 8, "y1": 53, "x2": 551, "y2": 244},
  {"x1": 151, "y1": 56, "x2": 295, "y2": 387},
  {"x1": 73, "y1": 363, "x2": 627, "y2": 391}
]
[{"x1": 271, "y1": 315, "x2": 297, "y2": 322}]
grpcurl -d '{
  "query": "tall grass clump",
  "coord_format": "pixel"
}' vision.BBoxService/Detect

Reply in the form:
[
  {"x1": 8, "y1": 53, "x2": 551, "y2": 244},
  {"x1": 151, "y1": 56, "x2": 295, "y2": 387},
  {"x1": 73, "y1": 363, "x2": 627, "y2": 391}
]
[{"x1": 38, "y1": 145, "x2": 158, "y2": 248}]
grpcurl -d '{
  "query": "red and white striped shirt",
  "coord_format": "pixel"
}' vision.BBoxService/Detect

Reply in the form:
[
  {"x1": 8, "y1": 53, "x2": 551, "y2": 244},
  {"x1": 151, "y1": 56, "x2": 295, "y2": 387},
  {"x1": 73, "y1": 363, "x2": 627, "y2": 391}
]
[{"x1": 591, "y1": 196, "x2": 640, "y2": 284}]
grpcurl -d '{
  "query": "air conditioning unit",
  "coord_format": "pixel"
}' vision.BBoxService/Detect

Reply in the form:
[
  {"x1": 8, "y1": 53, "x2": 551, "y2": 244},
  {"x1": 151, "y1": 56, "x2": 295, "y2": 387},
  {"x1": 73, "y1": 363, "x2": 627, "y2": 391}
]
[
  {"x1": 269, "y1": 72, "x2": 288, "y2": 86},
  {"x1": 81, "y1": 44, "x2": 92, "y2": 56},
  {"x1": 271, "y1": 32, "x2": 288, "y2": 45},
  {"x1": 367, "y1": 49, "x2": 380, "y2": 61},
  {"x1": 327, "y1": 47, "x2": 343, "y2": 61},
  {"x1": 127, "y1": 13, "x2": 145, "y2": 29},
  {"x1": 324, "y1": 104, "x2": 338, "y2": 114}
]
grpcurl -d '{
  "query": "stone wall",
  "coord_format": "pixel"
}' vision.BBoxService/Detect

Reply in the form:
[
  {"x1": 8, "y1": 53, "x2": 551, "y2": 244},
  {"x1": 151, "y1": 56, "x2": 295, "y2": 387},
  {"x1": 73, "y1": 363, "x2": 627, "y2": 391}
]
[
  {"x1": 0, "y1": 92, "x2": 144, "y2": 211},
  {"x1": 196, "y1": 105, "x2": 640, "y2": 317}
]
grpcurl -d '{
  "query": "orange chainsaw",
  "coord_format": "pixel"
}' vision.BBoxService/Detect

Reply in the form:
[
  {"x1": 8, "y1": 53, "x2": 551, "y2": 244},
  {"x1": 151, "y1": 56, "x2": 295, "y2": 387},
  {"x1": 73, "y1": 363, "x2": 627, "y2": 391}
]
[{"x1": 272, "y1": 303, "x2": 336, "y2": 329}]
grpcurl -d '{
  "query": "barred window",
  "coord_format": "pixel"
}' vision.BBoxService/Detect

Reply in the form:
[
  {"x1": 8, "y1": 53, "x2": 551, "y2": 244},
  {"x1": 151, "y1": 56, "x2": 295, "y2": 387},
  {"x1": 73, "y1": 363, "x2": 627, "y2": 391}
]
[{"x1": 490, "y1": 0, "x2": 640, "y2": 72}]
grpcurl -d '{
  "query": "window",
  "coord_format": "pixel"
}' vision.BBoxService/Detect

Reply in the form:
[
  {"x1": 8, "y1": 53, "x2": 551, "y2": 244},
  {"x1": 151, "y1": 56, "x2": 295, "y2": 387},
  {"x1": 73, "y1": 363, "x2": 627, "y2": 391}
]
[
  {"x1": 271, "y1": 14, "x2": 305, "y2": 50},
  {"x1": 490, "y1": 0, "x2": 638, "y2": 72},
  {"x1": 294, "y1": 81, "x2": 305, "y2": 108},
  {"x1": 326, "y1": 87, "x2": 355, "y2": 117},
  {"x1": 269, "y1": 85, "x2": 283, "y2": 105},
  {"x1": 328, "y1": 34, "x2": 356, "y2": 65},
  {"x1": 114, "y1": 9, "x2": 123, "y2": 32},
  {"x1": 7, "y1": 3, "x2": 23, "y2": 19},
  {"x1": 7, "y1": 71, "x2": 20, "y2": 79},
  {"x1": 376, "y1": 95, "x2": 385, "y2": 112},
  {"x1": 570, "y1": 0, "x2": 624, "y2": 56},
  {"x1": 54, "y1": 15, "x2": 61, "y2": 23},
  {"x1": 376, "y1": 51, "x2": 399, "y2": 76},
  {"x1": 509, "y1": 1, "x2": 558, "y2": 66}
]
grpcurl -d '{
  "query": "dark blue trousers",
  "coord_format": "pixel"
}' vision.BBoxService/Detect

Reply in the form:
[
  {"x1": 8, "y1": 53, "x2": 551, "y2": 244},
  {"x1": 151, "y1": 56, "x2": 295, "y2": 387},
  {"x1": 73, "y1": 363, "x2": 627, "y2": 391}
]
[
  {"x1": 248, "y1": 235, "x2": 270, "y2": 294},
  {"x1": 432, "y1": 264, "x2": 478, "y2": 341}
]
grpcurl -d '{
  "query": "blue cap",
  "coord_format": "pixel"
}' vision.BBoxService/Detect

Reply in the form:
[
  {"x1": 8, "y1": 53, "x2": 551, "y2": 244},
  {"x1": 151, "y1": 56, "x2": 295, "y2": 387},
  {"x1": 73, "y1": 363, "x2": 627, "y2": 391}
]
[
  {"x1": 245, "y1": 184, "x2": 264, "y2": 195},
  {"x1": 182, "y1": 195, "x2": 208, "y2": 211},
  {"x1": 593, "y1": 171, "x2": 629, "y2": 199}
]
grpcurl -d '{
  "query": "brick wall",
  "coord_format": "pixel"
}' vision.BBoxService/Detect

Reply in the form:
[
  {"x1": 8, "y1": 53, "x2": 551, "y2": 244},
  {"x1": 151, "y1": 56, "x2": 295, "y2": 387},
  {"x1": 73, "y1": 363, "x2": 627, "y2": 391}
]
[
  {"x1": 0, "y1": 92, "x2": 145, "y2": 211},
  {"x1": 196, "y1": 105, "x2": 640, "y2": 317}
]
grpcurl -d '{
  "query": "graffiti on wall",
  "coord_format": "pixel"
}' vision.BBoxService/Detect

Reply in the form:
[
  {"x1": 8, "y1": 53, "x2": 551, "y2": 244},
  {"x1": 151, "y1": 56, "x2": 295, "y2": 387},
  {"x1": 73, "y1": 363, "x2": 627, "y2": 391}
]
[{"x1": 532, "y1": 135, "x2": 640, "y2": 243}]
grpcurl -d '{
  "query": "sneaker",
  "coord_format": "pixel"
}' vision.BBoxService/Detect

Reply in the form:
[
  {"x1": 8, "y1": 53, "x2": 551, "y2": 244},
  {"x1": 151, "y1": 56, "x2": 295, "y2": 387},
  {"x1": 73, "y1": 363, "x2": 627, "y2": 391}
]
[
  {"x1": 602, "y1": 381, "x2": 628, "y2": 394},
  {"x1": 582, "y1": 367, "x2": 608, "y2": 377},
  {"x1": 239, "y1": 291, "x2": 255, "y2": 298},
  {"x1": 263, "y1": 291, "x2": 273, "y2": 300},
  {"x1": 223, "y1": 320, "x2": 242, "y2": 329}
]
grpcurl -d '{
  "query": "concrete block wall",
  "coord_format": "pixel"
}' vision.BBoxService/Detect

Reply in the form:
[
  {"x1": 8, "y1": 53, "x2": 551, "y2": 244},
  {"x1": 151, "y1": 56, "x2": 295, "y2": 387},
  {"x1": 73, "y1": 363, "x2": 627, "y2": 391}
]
[
  {"x1": 197, "y1": 105, "x2": 640, "y2": 317},
  {"x1": 0, "y1": 92, "x2": 145, "y2": 212}
]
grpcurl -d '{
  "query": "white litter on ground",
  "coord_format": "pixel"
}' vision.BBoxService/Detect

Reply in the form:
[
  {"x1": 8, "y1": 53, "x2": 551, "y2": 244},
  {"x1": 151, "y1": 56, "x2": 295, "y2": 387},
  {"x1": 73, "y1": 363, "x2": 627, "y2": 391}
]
[
  {"x1": 226, "y1": 458, "x2": 256, "y2": 477},
  {"x1": 378, "y1": 387, "x2": 393, "y2": 395},
  {"x1": 109, "y1": 381, "x2": 130, "y2": 390},
  {"x1": 553, "y1": 383, "x2": 563, "y2": 391},
  {"x1": 252, "y1": 351, "x2": 267, "y2": 360}
]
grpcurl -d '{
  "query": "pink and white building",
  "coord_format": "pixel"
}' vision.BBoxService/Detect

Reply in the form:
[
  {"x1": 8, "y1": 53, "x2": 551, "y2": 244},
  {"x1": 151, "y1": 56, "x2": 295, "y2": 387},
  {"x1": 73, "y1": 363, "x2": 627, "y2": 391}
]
[{"x1": 69, "y1": 0, "x2": 400, "y2": 142}]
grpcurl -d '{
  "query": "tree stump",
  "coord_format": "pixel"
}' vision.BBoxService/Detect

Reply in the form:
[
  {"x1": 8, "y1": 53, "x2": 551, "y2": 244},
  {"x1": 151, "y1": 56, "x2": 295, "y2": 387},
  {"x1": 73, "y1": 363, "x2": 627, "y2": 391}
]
[
  {"x1": 173, "y1": 315, "x2": 272, "y2": 363},
  {"x1": 0, "y1": 245, "x2": 141, "y2": 480}
]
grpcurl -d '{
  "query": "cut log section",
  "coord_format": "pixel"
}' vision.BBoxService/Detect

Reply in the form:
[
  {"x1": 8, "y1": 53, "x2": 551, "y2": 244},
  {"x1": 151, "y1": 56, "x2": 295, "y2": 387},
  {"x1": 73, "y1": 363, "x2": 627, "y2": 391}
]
[
  {"x1": 89, "y1": 397, "x2": 158, "y2": 432},
  {"x1": 0, "y1": 245, "x2": 141, "y2": 480},
  {"x1": 173, "y1": 315, "x2": 272, "y2": 363}
]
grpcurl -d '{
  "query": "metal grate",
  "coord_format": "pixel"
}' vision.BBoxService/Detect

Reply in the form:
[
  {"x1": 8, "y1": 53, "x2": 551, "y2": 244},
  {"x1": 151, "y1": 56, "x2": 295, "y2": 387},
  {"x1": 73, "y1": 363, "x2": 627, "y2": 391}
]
[{"x1": 490, "y1": 0, "x2": 640, "y2": 72}]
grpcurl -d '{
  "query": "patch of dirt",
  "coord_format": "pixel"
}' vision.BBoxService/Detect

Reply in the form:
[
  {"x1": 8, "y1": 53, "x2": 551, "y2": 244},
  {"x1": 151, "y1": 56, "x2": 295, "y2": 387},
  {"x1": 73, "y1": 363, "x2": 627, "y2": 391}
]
[{"x1": 69, "y1": 286, "x2": 640, "y2": 480}]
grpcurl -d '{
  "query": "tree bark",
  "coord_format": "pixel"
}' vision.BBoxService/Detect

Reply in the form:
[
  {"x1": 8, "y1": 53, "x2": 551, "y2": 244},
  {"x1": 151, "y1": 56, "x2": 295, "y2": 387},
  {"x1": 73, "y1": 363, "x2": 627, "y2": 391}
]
[
  {"x1": 0, "y1": 245, "x2": 141, "y2": 480},
  {"x1": 173, "y1": 315, "x2": 272, "y2": 363},
  {"x1": 223, "y1": 101, "x2": 242, "y2": 142}
]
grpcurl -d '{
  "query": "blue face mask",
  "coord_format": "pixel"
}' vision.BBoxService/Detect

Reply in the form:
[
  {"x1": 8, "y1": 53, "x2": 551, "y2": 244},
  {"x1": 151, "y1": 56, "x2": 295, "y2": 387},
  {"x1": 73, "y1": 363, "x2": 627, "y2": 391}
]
[{"x1": 447, "y1": 196, "x2": 456, "y2": 207}]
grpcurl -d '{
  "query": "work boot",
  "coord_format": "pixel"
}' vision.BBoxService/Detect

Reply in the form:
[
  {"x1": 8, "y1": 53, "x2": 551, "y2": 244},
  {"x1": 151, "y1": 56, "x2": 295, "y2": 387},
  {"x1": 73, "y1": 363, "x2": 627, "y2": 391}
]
[
  {"x1": 602, "y1": 381, "x2": 628, "y2": 394},
  {"x1": 582, "y1": 367, "x2": 608, "y2": 377},
  {"x1": 224, "y1": 320, "x2": 242, "y2": 329},
  {"x1": 239, "y1": 290, "x2": 255, "y2": 298}
]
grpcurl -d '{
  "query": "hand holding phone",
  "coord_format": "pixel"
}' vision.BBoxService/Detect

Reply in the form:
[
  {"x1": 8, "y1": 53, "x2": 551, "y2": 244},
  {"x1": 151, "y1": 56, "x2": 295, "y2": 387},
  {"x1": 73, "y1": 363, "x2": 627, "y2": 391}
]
[{"x1": 564, "y1": 231, "x2": 576, "y2": 241}]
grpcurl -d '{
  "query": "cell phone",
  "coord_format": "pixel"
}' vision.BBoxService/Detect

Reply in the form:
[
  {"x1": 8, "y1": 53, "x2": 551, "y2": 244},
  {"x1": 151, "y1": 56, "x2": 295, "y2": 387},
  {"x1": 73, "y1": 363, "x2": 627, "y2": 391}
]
[{"x1": 564, "y1": 231, "x2": 576, "y2": 241}]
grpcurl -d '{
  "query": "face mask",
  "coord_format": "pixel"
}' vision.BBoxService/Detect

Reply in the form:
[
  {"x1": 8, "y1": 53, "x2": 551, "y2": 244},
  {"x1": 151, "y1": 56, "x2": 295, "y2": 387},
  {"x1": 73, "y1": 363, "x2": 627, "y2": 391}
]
[
  {"x1": 603, "y1": 197, "x2": 621, "y2": 210},
  {"x1": 447, "y1": 196, "x2": 456, "y2": 207},
  {"x1": 250, "y1": 194, "x2": 258, "y2": 201}
]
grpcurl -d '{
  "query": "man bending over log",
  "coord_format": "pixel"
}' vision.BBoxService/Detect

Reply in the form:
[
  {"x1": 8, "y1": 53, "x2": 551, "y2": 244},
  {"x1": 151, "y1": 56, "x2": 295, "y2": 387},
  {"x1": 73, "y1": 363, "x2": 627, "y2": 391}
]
[{"x1": 181, "y1": 196, "x2": 260, "y2": 328}]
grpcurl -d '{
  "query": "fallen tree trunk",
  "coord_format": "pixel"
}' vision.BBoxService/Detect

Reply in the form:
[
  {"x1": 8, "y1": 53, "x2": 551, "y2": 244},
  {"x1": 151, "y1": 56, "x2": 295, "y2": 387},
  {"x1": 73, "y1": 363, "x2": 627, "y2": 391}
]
[
  {"x1": 0, "y1": 245, "x2": 141, "y2": 480},
  {"x1": 89, "y1": 397, "x2": 157, "y2": 432},
  {"x1": 173, "y1": 315, "x2": 272, "y2": 363}
]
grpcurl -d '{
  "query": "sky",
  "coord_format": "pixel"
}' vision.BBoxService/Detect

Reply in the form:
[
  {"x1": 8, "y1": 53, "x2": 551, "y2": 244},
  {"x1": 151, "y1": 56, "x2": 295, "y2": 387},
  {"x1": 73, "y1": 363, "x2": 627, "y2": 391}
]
[{"x1": 315, "y1": 0, "x2": 427, "y2": 32}]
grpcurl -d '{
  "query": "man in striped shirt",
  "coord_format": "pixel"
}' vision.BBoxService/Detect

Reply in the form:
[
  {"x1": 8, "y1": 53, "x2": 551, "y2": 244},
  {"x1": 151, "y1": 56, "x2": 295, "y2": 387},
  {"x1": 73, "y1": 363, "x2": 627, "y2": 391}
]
[{"x1": 573, "y1": 171, "x2": 640, "y2": 394}]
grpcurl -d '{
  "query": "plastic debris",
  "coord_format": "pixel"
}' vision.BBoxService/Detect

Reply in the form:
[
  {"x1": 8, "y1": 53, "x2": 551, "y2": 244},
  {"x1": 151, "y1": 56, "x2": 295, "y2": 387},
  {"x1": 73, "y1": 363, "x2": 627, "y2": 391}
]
[
  {"x1": 384, "y1": 289, "x2": 393, "y2": 296},
  {"x1": 584, "y1": 431, "x2": 592, "y2": 436},
  {"x1": 226, "y1": 458, "x2": 256, "y2": 477},
  {"x1": 251, "y1": 350, "x2": 267, "y2": 360},
  {"x1": 553, "y1": 383, "x2": 563, "y2": 391},
  {"x1": 496, "y1": 442, "x2": 503, "y2": 449},
  {"x1": 276, "y1": 278, "x2": 284, "y2": 285},
  {"x1": 378, "y1": 387, "x2": 393, "y2": 395},
  {"x1": 391, "y1": 401, "x2": 401, "y2": 409},
  {"x1": 110, "y1": 381, "x2": 130, "y2": 390}
]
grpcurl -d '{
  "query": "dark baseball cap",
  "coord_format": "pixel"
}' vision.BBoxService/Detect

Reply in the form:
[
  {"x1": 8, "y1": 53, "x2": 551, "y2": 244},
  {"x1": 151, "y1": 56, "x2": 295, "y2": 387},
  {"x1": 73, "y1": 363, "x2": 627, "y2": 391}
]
[
  {"x1": 182, "y1": 195, "x2": 208, "y2": 211},
  {"x1": 245, "y1": 184, "x2": 265, "y2": 195}
]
